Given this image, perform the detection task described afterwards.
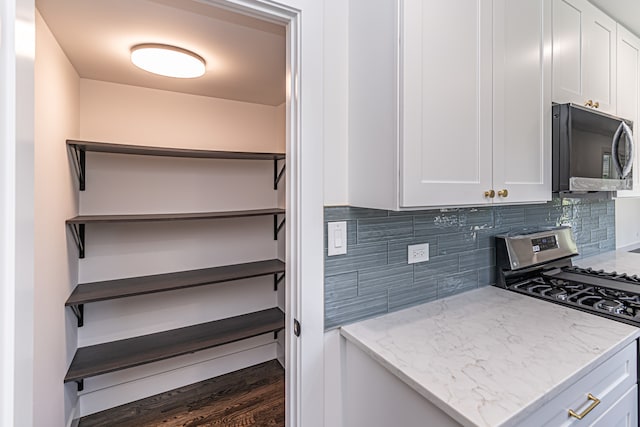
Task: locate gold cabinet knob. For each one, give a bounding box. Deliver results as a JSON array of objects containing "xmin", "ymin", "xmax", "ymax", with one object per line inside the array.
[
  {"xmin": 593, "ymin": 101, "xmax": 599, "ymax": 108},
  {"xmin": 498, "ymin": 189, "xmax": 509, "ymax": 197},
  {"xmin": 484, "ymin": 190, "xmax": 495, "ymax": 198},
  {"xmin": 585, "ymin": 99, "xmax": 594, "ymax": 107}
]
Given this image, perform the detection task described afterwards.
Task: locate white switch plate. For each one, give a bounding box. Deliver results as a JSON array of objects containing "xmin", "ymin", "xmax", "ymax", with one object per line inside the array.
[
  {"xmin": 328, "ymin": 221, "xmax": 347, "ymax": 256},
  {"xmin": 408, "ymin": 243, "xmax": 429, "ymax": 264}
]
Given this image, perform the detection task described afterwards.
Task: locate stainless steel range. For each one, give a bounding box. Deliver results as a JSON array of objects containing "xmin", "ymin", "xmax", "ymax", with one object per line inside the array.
[{"xmin": 496, "ymin": 227, "xmax": 640, "ymax": 327}]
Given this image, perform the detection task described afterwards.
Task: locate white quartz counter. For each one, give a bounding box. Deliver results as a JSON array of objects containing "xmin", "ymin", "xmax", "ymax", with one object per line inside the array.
[
  {"xmin": 576, "ymin": 244, "xmax": 640, "ymax": 276},
  {"xmin": 340, "ymin": 286, "xmax": 640, "ymax": 427}
]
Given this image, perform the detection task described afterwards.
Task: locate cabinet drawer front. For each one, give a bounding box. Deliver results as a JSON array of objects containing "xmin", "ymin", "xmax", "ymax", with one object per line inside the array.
[
  {"xmin": 591, "ymin": 384, "xmax": 638, "ymax": 427},
  {"xmin": 528, "ymin": 340, "xmax": 636, "ymax": 426}
]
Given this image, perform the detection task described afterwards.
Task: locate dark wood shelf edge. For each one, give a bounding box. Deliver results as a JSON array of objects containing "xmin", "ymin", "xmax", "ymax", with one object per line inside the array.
[
  {"xmin": 66, "ymin": 208, "xmax": 285, "ymax": 224},
  {"xmin": 64, "ymin": 307, "xmax": 285, "ymax": 384},
  {"xmin": 67, "ymin": 140, "xmax": 285, "ymax": 160},
  {"xmin": 66, "ymin": 259, "xmax": 285, "ymax": 306}
]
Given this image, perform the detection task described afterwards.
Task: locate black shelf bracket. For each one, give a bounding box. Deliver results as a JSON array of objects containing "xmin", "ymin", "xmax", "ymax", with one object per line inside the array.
[
  {"xmin": 68, "ymin": 223, "xmax": 86, "ymax": 259},
  {"xmin": 75, "ymin": 379, "xmax": 84, "ymax": 392},
  {"xmin": 273, "ymin": 327, "xmax": 285, "ymax": 340},
  {"xmin": 273, "ymin": 272, "xmax": 285, "ymax": 291},
  {"xmin": 274, "ymin": 159, "xmax": 285, "ymax": 190},
  {"xmin": 70, "ymin": 304, "xmax": 84, "ymax": 327},
  {"xmin": 69, "ymin": 145, "xmax": 86, "ymax": 191},
  {"xmin": 273, "ymin": 214, "xmax": 285, "ymax": 240}
]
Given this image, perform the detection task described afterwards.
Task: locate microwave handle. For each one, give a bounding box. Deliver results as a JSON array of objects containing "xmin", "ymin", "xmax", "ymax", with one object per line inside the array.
[{"xmin": 612, "ymin": 121, "xmax": 634, "ymax": 179}]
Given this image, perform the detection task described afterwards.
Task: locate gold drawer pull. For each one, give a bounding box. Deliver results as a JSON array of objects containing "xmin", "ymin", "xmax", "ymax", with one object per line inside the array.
[
  {"xmin": 568, "ymin": 393, "xmax": 601, "ymax": 420},
  {"xmin": 593, "ymin": 101, "xmax": 600, "ymax": 108},
  {"xmin": 497, "ymin": 189, "xmax": 508, "ymax": 197},
  {"xmin": 585, "ymin": 99, "xmax": 594, "ymax": 107},
  {"xmin": 484, "ymin": 190, "xmax": 495, "ymax": 198}
]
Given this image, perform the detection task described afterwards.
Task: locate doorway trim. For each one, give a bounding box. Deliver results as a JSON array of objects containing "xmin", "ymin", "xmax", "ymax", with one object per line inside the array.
[{"xmin": 199, "ymin": 1, "xmax": 325, "ymax": 426}]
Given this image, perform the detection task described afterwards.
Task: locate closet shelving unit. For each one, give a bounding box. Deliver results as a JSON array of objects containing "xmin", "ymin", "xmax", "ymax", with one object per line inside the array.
[{"xmin": 64, "ymin": 140, "xmax": 286, "ymax": 392}]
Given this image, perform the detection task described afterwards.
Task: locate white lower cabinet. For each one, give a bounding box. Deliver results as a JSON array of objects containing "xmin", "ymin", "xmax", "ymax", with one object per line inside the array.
[
  {"xmin": 344, "ymin": 339, "xmax": 638, "ymax": 427},
  {"xmin": 348, "ymin": 0, "xmax": 551, "ymax": 210},
  {"xmin": 591, "ymin": 385, "xmax": 638, "ymax": 427},
  {"xmin": 531, "ymin": 340, "xmax": 637, "ymax": 426}
]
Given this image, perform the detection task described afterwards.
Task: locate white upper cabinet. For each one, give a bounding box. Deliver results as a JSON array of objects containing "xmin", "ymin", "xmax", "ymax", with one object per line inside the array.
[
  {"xmin": 553, "ymin": 0, "xmax": 617, "ymax": 114},
  {"xmin": 401, "ymin": 0, "xmax": 493, "ymax": 207},
  {"xmin": 348, "ymin": 0, "xmax": 551, "ymax": 209},
  {"xmin": 493, "ymin": 0, "xmax": 552, "ymax": 204},
  {"xmin": 615, "ymin": 24, "xmax": 640, "ymax": 197}
]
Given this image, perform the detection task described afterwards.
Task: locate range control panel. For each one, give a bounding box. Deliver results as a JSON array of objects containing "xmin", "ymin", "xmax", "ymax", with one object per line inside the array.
[{"xmin": 531, "ymin": 235, "xmax": 558, "ymax": 253}]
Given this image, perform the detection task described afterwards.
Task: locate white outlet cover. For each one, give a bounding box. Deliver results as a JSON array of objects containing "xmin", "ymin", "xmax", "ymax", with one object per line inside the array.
[{"xmin": 408, "ymin": 243, "xmax": 429, "ymax": 264}]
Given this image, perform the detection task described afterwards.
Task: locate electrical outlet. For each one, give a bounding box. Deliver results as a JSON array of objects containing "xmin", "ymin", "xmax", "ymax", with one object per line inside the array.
[{"xmin": 408, "ymin": 243, "xmax": 429, "ymax": 264}]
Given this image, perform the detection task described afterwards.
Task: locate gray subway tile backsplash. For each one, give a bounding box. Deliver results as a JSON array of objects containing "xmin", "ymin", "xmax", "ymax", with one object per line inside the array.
[
  {"xmin": 357, "ymin": 216, "xmax": 413, "ymax": 243},
  {"xmin": 388, "ymin": 279, "xmax": 437, "ymax": 312},
  {"xmin": 324, "ymin": 198, "xmax": 616, "ymax": 330},
  {"xmin": 324, "ymin": 241, "xmax": 387, "ymax": 276},
  {"xmin": 437, "ymin": 271, "xmax": 479, "ymax": 299}
]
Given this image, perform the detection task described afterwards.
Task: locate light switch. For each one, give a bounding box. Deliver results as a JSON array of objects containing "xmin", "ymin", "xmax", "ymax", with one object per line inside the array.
[{"xmin": 328, "ymin": 221, "xmax": 347, "ymax": 256}]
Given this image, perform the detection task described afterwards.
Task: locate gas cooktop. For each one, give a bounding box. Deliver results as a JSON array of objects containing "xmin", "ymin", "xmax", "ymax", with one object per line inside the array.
[
  {"xmin": 507, "ymin": 266, "xmax": 640, "ymax": 326},
  {"xmin": 495, "ymin": 227, "xmax": 640, "ymax": 327}
]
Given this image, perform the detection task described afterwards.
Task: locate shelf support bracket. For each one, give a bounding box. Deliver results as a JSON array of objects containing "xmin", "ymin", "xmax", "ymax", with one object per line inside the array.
[
  {"xmin": 68, "ymin": 223, "xmax": 86, "ymax": 259},
  {"xmin": 273, "ymin": 159, "xmax": 285, "ymax": 190},
  {"xmin": 75, "ymin": 379, "xmax": 84, "ymax": 392},
  {"xmin": 70, "ymin": 304, "xmax": 84, "ymax": 327},
  {"xmin": 273, "ymin": 272, "xmax": 285, "ymax": 291},
  {"xmin": 273, "ymin": 214, "xmax": 285, "ymax": 240},
  {"xmin": 69, "ymin": 145, "xmax": 86, "ymax": 191},
  {"xmin": 274, "ymin": 327, "xmax": 285, "ymax": 340}
]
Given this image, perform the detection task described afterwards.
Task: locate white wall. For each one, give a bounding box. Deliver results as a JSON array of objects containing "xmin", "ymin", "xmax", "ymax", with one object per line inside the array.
[
  {"xmin": 34, "ymin": 11, "xmax": 80, "ymax": 425},
  {"xmin": 321, "ymin": 0, "xmax": 350, "ymax": 425},
  {"xmin": 322, "ymin": 0, "xmax": 349, "ymax": 206},
  {"xmin": 615, "ymin": 198, "xmax": 640, "ymax": 248},
  {"xmin": 75, "ymin": 77, "xmax": 284, "ymax": 416},
  {"xmin": 79, "ymin": 79, "xmax": 285, "ymax": 153}
]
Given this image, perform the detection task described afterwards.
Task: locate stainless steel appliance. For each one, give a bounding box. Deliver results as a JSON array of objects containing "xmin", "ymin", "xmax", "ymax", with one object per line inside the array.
[
  {"xmin": 496, "ymin": 227, "xmax": 640, "ymax": 326},
  {"xmin": 553, "ymin": 103, "xmax": 635, "ymax": 195}
]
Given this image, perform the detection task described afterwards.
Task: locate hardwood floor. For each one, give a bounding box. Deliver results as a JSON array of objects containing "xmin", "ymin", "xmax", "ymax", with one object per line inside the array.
[{"xmin": 78, "ymin": 360, "xmax": 285, "ymax": 427}]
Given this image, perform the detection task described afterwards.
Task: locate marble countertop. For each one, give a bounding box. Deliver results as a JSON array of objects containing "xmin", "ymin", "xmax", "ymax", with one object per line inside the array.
[
  {"xmin": 340, "ymin": 286, "xmax": 640, "ymax": 427},
  {"xmin": 575, "ymin": 244, "xmax": 640, "ymax": 276}
]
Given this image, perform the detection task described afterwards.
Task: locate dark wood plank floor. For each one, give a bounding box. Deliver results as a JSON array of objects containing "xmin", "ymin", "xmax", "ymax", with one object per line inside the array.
[{"xmin": 78, "ymin": 360, "xmax": 284, "ymax": 427}]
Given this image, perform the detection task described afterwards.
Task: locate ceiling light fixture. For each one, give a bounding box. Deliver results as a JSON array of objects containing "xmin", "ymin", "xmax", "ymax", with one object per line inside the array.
[{"xmin": 130, "ymin": 44, "xmax": 206, "ymax": 78}]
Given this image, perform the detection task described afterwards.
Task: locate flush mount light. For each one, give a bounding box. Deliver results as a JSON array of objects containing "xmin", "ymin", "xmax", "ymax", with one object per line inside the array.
[{"xmin": 130, "ymin": 44, "xmax": 206, "ymax": 78}]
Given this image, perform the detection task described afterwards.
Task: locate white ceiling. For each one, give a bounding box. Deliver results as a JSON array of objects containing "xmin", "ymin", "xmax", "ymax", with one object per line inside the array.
[
  {"xmin": 590, "ymin": 0, "xmax": 640, "ymax": 38},
  {"xmin": 36, "ymin": 0, "xmax": 639, "ymax": 108},
  {"xmin": 36, "ymin": 0, "xmax": 286, "ymax": 106}
]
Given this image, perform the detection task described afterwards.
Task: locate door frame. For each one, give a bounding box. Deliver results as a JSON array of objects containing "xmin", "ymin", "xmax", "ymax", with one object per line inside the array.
[
  {"xmin": 1, "ymin": 0, "xmax": 36, "ymax": 425},
  {"xmin": 199, "ymin": 2, "xmax": 326, "ymax": 424}
]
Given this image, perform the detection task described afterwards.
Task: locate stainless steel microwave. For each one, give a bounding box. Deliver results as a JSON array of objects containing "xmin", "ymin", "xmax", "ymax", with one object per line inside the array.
[{"xmin": 552, "ymin": 103, "xmax": 635, "ymax": 194}]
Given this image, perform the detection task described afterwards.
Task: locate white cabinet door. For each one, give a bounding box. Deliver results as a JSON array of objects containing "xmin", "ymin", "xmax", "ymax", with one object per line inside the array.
[
  {"xmin": 552, "ymin": 0, "xmax": 617, "ymax": 114},
  {"xmin": 493, "ymin": 0, "xmax": 551, "ymax": 204},
  {"xmin": 615, "ymin": 24, "xmax": 640, "ymax": 198},
  {"xmin": 401, "ymin": 0, "xmax": 493, "ymax": 207},
  {"xmin": 591, "ymin": 385, "xmax": 638, "ymax": 427},
  {"xmin": 583, "ymin": 4, "xmax": 617, "ymax": 114},
  {"xmin": 553, "ymin": 0, "xmax": 585, "ymax": 104}
]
